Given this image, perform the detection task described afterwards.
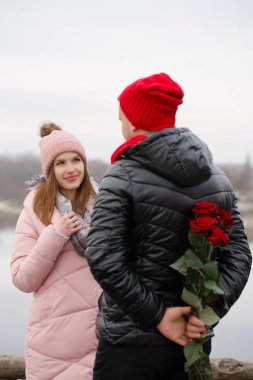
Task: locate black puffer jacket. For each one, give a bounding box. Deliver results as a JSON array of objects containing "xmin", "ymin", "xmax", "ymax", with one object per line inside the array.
[{"xmin": 86, "ymin": 128, "xmax": 251, "ymax": 347}]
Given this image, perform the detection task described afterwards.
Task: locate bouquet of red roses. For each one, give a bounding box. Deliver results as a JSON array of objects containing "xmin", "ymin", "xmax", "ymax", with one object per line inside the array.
[{"xmin": 170, "ymin": 201, "xmax": 233, "ymax": 380}]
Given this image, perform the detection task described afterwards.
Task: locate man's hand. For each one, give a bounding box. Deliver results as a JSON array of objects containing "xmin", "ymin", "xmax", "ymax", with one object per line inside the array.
[
  {"xmin": 186, "ymin": 314, "xmax": 206, "ymax": 340},
  {"xmin": 156, "ymin": 306, "xmax": 191, "ymax": 346}
]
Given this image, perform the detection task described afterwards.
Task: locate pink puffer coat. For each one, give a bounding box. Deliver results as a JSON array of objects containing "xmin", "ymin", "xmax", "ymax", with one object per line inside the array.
[{"xmin": 11, "ymin": 190, "xmax": 101, "ymax": 380}]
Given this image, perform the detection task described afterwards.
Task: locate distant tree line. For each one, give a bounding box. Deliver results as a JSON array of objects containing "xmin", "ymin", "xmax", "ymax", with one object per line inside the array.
[
  {"xmin": 0, "ymin": 154, "xmax": 109, "ymax": 204},
  {"xmin": 0, "ymin": 154, "xmax": 252, "ymax": 205},
  {"xmin": 0, "ymin": 154, "xmax": 253, "ymax": 231}
]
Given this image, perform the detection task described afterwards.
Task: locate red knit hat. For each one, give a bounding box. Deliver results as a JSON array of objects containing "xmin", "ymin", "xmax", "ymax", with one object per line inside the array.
[{"xmin": 119, "ymin": 73, "xmax": 184, "ymax": 132}]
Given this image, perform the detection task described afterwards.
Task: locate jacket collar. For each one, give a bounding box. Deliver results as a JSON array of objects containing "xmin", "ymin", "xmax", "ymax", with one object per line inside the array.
[{"xmin": 111, "ymin": 135, "xmax": 148, "ymax": 163}]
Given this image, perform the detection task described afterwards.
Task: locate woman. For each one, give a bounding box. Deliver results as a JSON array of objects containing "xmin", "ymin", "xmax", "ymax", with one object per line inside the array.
[{"xmin": 11, "ymin": 123, "xmax": 101, "ymax": 380}]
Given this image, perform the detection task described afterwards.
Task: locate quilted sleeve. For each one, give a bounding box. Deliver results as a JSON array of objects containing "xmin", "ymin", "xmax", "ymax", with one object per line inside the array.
[
  {"xmin": 210, "ymin": 195, "xmax": 252, "ymax": 318},
  {"xmin": 11, "ymin": 207, "xmax": 70, "ymax": 293},
  {"xmin": 86, "ymin": 163, "xmax": 165, "ymax": 327}
]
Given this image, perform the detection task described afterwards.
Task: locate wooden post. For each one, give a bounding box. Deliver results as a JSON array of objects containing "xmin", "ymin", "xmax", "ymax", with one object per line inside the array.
[
  {"xmin": 0, "ymin": 355, "xmax": 25, "ymax": 379},
  {"xmin": 1, "ymin": 355, "xmax": 253, "ymax": 379},
  {"xmin": 212, "ymin": 358, "xmax": 253, "ymax": 379}
]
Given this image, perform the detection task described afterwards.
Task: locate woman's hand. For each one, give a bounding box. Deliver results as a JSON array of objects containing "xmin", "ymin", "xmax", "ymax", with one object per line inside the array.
[{"xmin": 59, "ymin": 212, "xmax": 82, "ymax": 235}]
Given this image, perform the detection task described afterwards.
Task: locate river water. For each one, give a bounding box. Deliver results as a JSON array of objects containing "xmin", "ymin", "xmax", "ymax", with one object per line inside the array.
[{"xmin": 0, "ymin": 228, "xmax": 252, "ymax": 361}]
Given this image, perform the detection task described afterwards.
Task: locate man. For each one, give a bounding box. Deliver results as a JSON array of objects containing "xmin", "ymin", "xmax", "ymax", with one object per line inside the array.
[{"xmin": 86, "ymin": 73, "xmax": 251, "ymax": 380}]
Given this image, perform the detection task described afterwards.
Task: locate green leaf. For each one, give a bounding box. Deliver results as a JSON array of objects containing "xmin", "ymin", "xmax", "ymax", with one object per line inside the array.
[
  {"xmin": 188, "ymin": 231, "xmax": 210, "ymax": 262},
  {"xmin": 204, "ymin": 280, "xmax": 224, "ymax": 295},
  {"xmin": 188, "ymin": 230, "xmax": 204, "ymax": 248},
  {"xmin": 204, "ymin": 292, "xmax": 222, "ymax": 305},
  {"xmin": 184, "ymin": 249, "xmax": 204, "ymax": 270},
  {"xmin": 184, "ymin": 267, "xmax": 205, "ymax": 295},
  {"xmin": 170, "ymin": 255, "xmax": 187, "ymax": 276},
  {"xmin": 184, "ymin": 340, "xmax": 203, "ymax": 366},
  {"xmin": 223, "ymin": 296, "xmax": 229, "ymax": 312},
  {"xmin": 202, "ymin": 261, "xmax": 219, "ymax": 281},
  {"xmin": 198, "ymin": 308, "xmax": 220, "ymax": 326},
  {"xmin": 182, "ymin": 288, "xmax": 203, "ymax": 311},
  {"xmin": 187, "ymin": 354, "xmax": 213, "ymax": 380}
]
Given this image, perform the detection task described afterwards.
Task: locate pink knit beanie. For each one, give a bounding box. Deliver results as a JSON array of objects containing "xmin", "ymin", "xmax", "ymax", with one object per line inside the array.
[
  {"xmin": 119, "ymin": 73, "xmax": 184, "ymax": 132},
  {"xmin": 39, "ymin": 123, "xmax": 87, "ymax": 178}
]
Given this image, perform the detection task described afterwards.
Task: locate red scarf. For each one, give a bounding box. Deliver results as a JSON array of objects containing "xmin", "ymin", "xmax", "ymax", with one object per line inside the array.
[{"xmin": 111, "ymin": 135, "xmax": 148, "ymax": 164}]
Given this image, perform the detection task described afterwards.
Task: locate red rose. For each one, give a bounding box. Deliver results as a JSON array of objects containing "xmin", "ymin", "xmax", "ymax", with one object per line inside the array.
[
  {"xmin": 192, "ymin": 202, "xmax": 219, "ymax": 216},
  {"xmin": 218, "ymin": 209, "xmax": 233, "ymax": 229},
  {"xmin": 190, "ymin": 216, "xmax": 219, "ymax": 235},
  {"xmin": 208, "ymin": 227, "xmax": 230, "ymax": 247}
]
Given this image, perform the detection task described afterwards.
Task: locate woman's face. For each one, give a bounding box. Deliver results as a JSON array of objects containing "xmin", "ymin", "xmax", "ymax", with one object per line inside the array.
[{"xmin": 53, "ymin": 152, "xmax": 85, "ymax": 200}]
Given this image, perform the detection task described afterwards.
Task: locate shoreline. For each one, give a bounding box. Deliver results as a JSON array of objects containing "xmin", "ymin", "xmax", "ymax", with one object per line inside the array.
[{"xmin": 1, "ymin": 201, "xmax": 253, "ymax": 240}]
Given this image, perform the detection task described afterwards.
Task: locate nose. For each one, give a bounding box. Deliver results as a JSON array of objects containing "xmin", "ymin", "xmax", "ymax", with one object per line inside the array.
[{"xmin": 66, "ymin": 162, "xmax": 75, "ymax": 172}]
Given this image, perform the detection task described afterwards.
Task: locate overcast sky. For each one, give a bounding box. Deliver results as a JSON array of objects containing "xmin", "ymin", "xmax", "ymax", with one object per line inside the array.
[{"xmin": 0, "ymin": 0, "xmax": 252, "ymax": 164}]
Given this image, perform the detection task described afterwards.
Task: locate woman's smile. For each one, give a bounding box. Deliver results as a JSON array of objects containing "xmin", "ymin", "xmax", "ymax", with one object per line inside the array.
[{"xmin": 65, "ymin": 175, "xmax": 79, "ymax": 181}]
